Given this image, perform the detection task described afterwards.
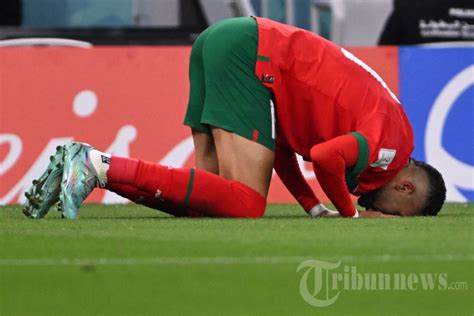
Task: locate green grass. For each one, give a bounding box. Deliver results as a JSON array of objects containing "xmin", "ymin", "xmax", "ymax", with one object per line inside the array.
[{"xmin": 0, "ymin": 203, "xmax": 473, "ymax": 315}]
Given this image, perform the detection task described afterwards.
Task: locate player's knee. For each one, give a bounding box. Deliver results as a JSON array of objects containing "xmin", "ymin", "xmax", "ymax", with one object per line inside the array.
[{"xmin": 230, "ymin": 181, "xmax": 267, "ymax": 218}]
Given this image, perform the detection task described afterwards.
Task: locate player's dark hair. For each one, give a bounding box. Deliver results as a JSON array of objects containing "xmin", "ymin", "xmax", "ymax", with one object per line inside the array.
[{"xmin": 411, "ymin": 158, "xmax": 446, "ymax": 216}]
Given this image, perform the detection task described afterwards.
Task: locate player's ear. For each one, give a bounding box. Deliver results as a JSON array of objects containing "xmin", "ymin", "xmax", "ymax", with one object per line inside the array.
[{"xmin": 395, "ymin": 181, "xmax": 415, "ymax": 194}]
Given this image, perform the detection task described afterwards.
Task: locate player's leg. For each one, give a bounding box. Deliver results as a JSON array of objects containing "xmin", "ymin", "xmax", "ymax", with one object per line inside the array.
[
  {"xmin": 212, "ymin": 128, "xmax": 273, "ymax": 197},
  {"xmin": 192, "ymin": 129, "xmax": 218, "ymax": 174},
  {"xmin": 183, "ymin": 20, "xmax": 219, "ymax": 174},
  {"xmin": 31, "ymin": 18, "xmax": 272, "ymax": 219},
  {"xmin": 107, "ymin": 17, "xmax": 271, "ymax": 216},
  {"xmin": 103, "ymin": 23, "xmax": 219, "ymax": 217},
  {"xmin": 199, "ymin": 17, "xmax": 275, "ymax": 197},
  {"xmin": 58, "ymin": 142, "xmax": 266, "ymax": 219},
  {"xmin": 105, "ymin": 17, "xmax": 274, "ymax": 218},
  {"xmin": 105, "ymin": 182, "xmax": 204, "ymax": 217},
  {"xmin": 56, "ymin": 24, "xmax": 217, "ymax": 219}
]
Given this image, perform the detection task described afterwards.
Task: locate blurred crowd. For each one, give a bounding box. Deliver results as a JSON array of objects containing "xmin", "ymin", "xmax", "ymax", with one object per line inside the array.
[{"xmin": 1, "ymin": 0, "xmax": 473, "ymax": 45}]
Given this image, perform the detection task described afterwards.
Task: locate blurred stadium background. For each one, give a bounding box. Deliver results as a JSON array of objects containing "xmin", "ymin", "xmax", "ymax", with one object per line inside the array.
[{"xmin": 0, "ymin": 0, "xmax": 394, "ymax": 45}]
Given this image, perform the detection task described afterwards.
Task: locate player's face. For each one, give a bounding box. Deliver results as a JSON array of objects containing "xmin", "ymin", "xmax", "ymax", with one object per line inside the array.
[
  {"xmin": 358, "ymin": 160, "xmax": 426, "ymax": 216},
  {"xmin": 360, "ymin": 188, "xmax": 419, "ymax": 216},
  {"xmin": 359, "ymin": 190, "xmax": 400, "ymax": 215}
]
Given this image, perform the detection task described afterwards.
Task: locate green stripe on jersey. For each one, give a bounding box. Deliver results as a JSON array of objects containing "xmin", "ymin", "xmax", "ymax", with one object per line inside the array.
[
  {"xmin": 345, "ymin": 132, "xmax": 369, "ymax": 192},
  {"xmin": 257, "ymin": 55, "xmax": 270, "ymax": 62},
  {"xmin": 183, "ymin": 168, "xmax": 195, "ymax": 208}
]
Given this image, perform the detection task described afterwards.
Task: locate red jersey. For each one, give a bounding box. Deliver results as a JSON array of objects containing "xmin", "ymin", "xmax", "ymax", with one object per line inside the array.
[{"xmin": 254, "ymin": 17, "xmax": 414, "ymax": 197}]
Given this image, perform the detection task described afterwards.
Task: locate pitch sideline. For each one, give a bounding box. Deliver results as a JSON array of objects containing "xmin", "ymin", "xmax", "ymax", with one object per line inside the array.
[{"xmin": 0, "ymin": 254, "xmax": 473, "ymax": 266}]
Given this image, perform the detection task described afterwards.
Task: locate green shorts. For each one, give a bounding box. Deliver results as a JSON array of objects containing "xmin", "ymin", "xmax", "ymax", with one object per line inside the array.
[{"xmin": 183, "ymin": 17, "xmax": 275, "ymax": 151}]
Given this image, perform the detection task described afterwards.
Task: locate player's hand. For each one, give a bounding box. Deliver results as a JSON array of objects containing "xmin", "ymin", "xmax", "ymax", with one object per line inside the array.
[
  {"xmin": 308, "ymin": 203, "xmax": 340, "ymax": 218},
  {"xmin": 359, "ymin": 210, "xmax": 399, "ymax": 218},
  {"xmin": 318, "ymin": 209, "xmax": 341, "ymax": 218}
]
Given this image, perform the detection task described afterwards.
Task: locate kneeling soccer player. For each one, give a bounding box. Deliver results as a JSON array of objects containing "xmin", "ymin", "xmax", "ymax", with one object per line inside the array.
[{"xmin": 23, "ymin": 17, "xmax": 446, "ymax": 219}]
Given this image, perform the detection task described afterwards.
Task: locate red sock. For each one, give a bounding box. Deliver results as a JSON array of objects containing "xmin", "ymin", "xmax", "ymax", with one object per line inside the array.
[
  {"xmin": 106, "ymin": 157, "xmax": 266, "ymax": 218},
  {"xmin": 105, "ymin": 183, "xmax": 205, "ymax": 217}
]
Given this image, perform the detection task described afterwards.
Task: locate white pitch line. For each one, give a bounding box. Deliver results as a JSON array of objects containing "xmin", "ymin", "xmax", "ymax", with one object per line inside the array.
[{"xmin": 0, "ymin": 254, "xmax": 473, "ymax": 267}]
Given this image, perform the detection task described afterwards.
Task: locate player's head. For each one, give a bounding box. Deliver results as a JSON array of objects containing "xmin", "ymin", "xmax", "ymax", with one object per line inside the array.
[{"xmin": 358, "ymin": 158, "xmax": 446, "ymax": 216}]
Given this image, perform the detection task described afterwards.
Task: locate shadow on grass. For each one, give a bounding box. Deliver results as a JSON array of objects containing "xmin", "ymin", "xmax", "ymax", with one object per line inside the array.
[
  {"xmin": 263, "ymin": 215, "xmax": 308, "ymax": 219},
  {"xmin": 75, "ymin": 214, "xmax": 308, "ymax": 220}
]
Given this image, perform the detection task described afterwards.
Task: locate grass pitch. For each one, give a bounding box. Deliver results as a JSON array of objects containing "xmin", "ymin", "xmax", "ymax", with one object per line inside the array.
[{"xmin": 0, "ymin": 203, "xmax": 473, "ymax": 315}]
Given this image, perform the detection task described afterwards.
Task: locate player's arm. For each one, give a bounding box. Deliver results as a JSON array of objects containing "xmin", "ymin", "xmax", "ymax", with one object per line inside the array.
[
  {"xmin": 274, "ymin": 140, "xmax": 322, "ymax": 214},
  {"xmin": 310, "ymin": 134, "xmax": 361, "ymax": 217}
]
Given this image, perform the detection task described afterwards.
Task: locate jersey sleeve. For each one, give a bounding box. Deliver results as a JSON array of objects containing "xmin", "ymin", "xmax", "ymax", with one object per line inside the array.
[
  {"xmin": 274, "ymin": 140, "xmax": 320, "ymax": 212},
  {"xmin": 310, "ymin": 134, "xmax": 363, "ymax": 217},
  {"xmin": 345, "ymin": 132, "xmax": 370, "ymax": 192},
  {"xmin": 353, "ymin": 111, "xmax": 414, "ymax": 194}
]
